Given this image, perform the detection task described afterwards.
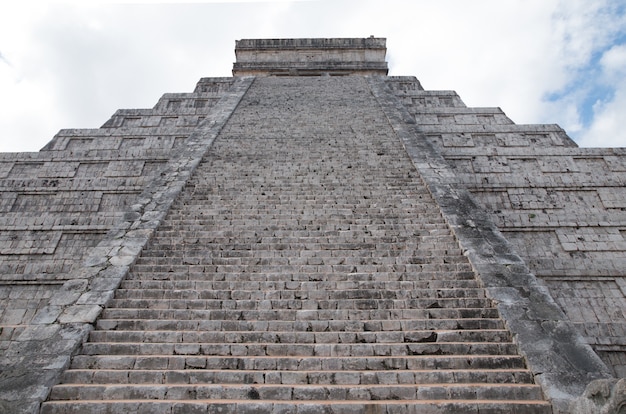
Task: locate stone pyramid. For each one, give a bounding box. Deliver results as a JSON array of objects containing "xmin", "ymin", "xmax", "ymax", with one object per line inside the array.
[{"xmin": 0, "ymin": 38, "xmax": 624, "ymax": 414}]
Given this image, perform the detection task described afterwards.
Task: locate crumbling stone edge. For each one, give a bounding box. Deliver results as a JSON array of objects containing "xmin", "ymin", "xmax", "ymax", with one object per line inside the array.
[
  {"xmin": 0, "ymin": 76, "xmax": 255, "ymax": 414},
  {"xmin": 367, "ymin": 76, "xmax": 618, "ymax": 414}
]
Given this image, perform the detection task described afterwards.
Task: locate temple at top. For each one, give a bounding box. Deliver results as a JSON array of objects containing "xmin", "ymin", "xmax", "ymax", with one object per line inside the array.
[{"xmin": 232, "ymin": 37, "xmax": 389, "ymax": 76}]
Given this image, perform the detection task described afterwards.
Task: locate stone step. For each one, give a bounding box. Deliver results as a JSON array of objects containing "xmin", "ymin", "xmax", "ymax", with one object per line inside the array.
[
  {"xmin": 154, "ymin": 220, "xmax": 451, "ymax": 230},
  {"xmin": 147, "ymin": 226, "xmax": 452, "ymax": 235},
  {"xmin": 133, "ymin": 251, "xmax": 465, "ymax": 264},
  {"xmin": 151, "ymin": 222, "xmax": 452, "ymax": 232},
  {"xmin": 47, "ymin": 383, "xmax": 545, "ymax": 402},
  {"xmin": 41, "ymin": 399, "xmax": 553, "ymax": 414},
  {"xmin": 152, "ymin": 218, "xmax": 448, "ymax": 228},
  {"xmin": 152, "ymin": 225, "xmax": 448, "ymax": 234},
  {"xmin": 165, "ymin": 225, "xmax": 449, "ymax": 233},
  {"xmin": 151, "ymin": 222, "xmax": 439, "ymax": 231},
  {"xmin": 87, "ymin": 329, "xmax": 511, "ymax": 344},
  {"xmin": 137, "ymin": 246, "xmax": 461, "ymax": 257},
  {"xmin": 79, "ymin": 342, "xmax": 520, "ymax": 357},
  {"xmin": 124, "ymin": 270, "xmax": 477, "ymax": 282},
  {"xmin": 177, "ymin": 181, "xmax": 430, "ymax": 188},
  {"xmin": 118, "ymin": 279, "xmax": 482, "ymax": 291},
  {"xmin": 178, "ymin": 184, "xmax": 427, "ymax": 190},
  {"xmin": 131, "ymin": 256, "xmax": 468, "ymax": 267},
  {"xmin": 42, "ymin": 76, "xmax": 549, "ymax": 412},
  {"xmin": 96, "ymin": 318, "xmax": 505, "ymax": 332},
  {"xmin": 106, "ymin": 297, "xmax": 493, "ymax": 310},
  {"xmin": 144, "ymin": 244, "xmax": 457, "ymax": 254},
  {"xmin": 163, "ymin": 206, "xmax": 443, "ymax": 215},
  {"xmin": 127, "ymin": 264, "xmax": 474, "ymax": 275},
  {"xmin": 143, "ymin": 236, "xmax": 455, "ymax": 244},
  {"xmin": 161, "ymin": 207, "xmax": 443, "ymax": 217},
  {"xmin": 112, "ymin": 287, "xmax": 487, "ymax": 300},
  {"xmin": 137, "ymin": 249, "xmax": 463, "ymax": 261},
  {"xmin": 146, "ymin": 238, "xmax": 455, "ymax": 246},
  {"xmin": 59, "ymin": 368, "xmax": 535, "ymax": 386},
  {"xmin": 100, "ymin": 307, "xmax": 501, "ymax": 321},
  {"xmin": 70, "ymin": 354, "xmax": 530, "ymax": 371},
  {"xmin": 162, "ymin": 200, "xmax": 441, "ymax": 208}
]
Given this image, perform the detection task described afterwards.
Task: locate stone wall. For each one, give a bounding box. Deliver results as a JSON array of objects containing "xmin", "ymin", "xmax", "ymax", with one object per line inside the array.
[
  {"xmin": 0, "ymin": 77, "xmax": 238, "ymax": 405},
  {"xmin": 387, "ymin": 76, "xmax": 626, "ymax": 377},
  {"xmin": 0, "ymin": 38, "xmax": 623, "ymax": 413},
  {"xmin": 233, "ymin": 37, "xmax": 389, "ymax": 76}
]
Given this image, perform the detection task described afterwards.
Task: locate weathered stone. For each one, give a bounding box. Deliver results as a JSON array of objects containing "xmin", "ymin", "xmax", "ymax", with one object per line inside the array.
[
  {"xmin": 1, "ymin": 37, "xmax": 624, "ymax": 414},
  {"xmin": 233, "ymin": 38, "xmax": 388, "ymax": 76},
  {"xmin": 16, "ymin": 325, "xmax": 60, "ymax": 342},
  {"xmin": 31, "ymin": 306, "xmax": 63, "ymax": 325},
  {"xmin": 76, "ymin": 290, "xmax": 115, "ymax": 306},
  {"xmin": 570, "ymin": 378, "xmax": 626, "ymax": 414},
  {"xmin": 48, "ymin": 279, "xmax": 88, "ymax": 306},
  {"xmin": 57, "ymin": 305, "xmax": 102, "ymax": 324},
  {"xmin": 108, "ymin": 255, "xmax": 135, "ymax": 267}
]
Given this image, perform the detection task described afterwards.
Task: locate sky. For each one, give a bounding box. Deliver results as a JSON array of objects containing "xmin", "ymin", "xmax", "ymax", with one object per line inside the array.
[{"xmin": 0, "ymin": 0, "xmax": 625, "ymax": 152}]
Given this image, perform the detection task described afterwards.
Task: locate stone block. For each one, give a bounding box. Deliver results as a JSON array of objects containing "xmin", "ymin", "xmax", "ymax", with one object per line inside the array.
[{"xmin": 57, "ymin": 305, "xmax": 101, "ymax": 323}]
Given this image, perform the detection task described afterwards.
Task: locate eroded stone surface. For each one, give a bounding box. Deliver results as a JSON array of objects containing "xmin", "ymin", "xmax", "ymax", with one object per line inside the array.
[
  {"xmin": 0, "ymin": 76, "xmax": 253, "ymax": 412},
  {"xmin": 42, "ymin": 75, "xmax": 551, "ymax": 414},
  {"xmin": 570, "ymin": 378, "xmax": 626, "ymax": 414},
  {"xmin": 0, "ymin": 38, "xmax": 624, "ymax": 413}
]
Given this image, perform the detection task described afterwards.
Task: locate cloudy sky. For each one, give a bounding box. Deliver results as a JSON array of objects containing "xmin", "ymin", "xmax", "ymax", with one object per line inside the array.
[{"xmin": 0, "ymin": 0, "xmax": 625, "ymax": 152}]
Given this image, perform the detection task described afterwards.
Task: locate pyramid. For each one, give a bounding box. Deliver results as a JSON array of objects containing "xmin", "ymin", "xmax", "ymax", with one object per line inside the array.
[{"xmin": 0, "ymin": 38, "xmax": 623, "ymax": 414}]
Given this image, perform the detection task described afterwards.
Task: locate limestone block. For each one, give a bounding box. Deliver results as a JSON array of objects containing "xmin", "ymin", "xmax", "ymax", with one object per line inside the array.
[
  {"xmin": 76, "ymin": 162, "xmax": 109, "ymax": 177},
  {"xmin": 576, "ymin": 157, "xmax": 609, "ymax": 173},
  {"xmin": 105, "ymin": 161, "xmax": 145, "ymax": 177},
  {"xmin": 455, "ymin": 114, "xmax": 479, "ymax": 124},
  {"xmin": 472, "ymin": 155, "xmax": 511, "ymax": 173},
  {"xmin": 48, "ymin": 279, "xmax": 88, "ymax": 306},
  {"xmin": 556, "ymin": 228, "xmax": 626, "ymax": 252},
  {"xmin": 441, "ymin": 133, "xmax": 475, "ymax": 147},
  {"xmin": 598, "ymin": 187, "xmax": 626, "ymax": 209},
  {"xmin": 497, "ymin": 133, "xmax": 530, "ymax": 147},
  {"xmin": 604, "ymin": 156, "xmax": 626, "ymax": 172},
  {"xmin": 507, "ymin": 188, "xmax": 562, "ymax": 210},
  {"xmin": 38, "ymin": 162, "xmax": 79, "ymax": 178},
  {"xmin": 0, "ymin": 162, "xmax": 13, "ymax": 178},
  {"xmin": 469, "ymin": 133, "xmax": 497, "ymax": 146},
  {"xmin": 8, "ymin": 162, "xmax": 43, "ymax": 178},
  {"xmin": 0, "ymin": 230, "xmax": 62, "ymax": 255},
  {"xmin": 57, "ymin": 304, "xmax": 101, "ymax": 323},
  {"xmin": 538, "ymin": 156, "xmax": 578, "ymax": 173}
]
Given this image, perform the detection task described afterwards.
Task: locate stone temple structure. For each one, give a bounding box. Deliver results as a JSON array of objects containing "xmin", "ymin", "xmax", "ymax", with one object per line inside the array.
[{"xmin": 0, "ymin": 38, "xmax": 625, "ymax": 413}]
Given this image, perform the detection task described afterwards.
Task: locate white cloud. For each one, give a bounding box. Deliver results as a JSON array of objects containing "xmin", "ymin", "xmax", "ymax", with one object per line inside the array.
[
  {"xmin": 578, "ymin": 43, "xmax": 626, "ymax": 147},
  {"xmin": 578, "ymin": 90, "xmax": 626, "ymax": 147},
  {"xmin": 538, "ymin": 0, "xmax": 626, "ymax": 146},
  {"xmin": 0, "ymin": 0, "xmax": 625, "ymax": 152},
  {"xmin": 599, "ymin": 44, "xmax": 626, "ymax": 81}
]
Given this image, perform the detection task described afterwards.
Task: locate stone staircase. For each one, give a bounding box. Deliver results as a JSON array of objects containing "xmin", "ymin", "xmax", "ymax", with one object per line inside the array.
[{"xmin": 41, "ymin": 76, "xmax": 552, "ymax": 413}]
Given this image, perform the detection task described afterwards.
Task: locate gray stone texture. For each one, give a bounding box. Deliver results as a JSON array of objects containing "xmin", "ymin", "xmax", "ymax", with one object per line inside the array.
[
  {"xmin": 0, "ymin": 38, "xmax": 623, "ymax": 413},
  {"xmin": 369, "ymin": 77, "xmax": 615, "ymax": 413},
  {"xmin": 40, "ymin": 74, "xmax": 550, "ymax": 413},
  {"xmin": 0, "ymin": 75, "xmax": 252, "ymax": 413},
  {"xmin": 233, "ymin": 37, "xmax": 389, "ymax": 76},
  {"xmin": 382, "ymin": 76, "xmax": 626, "ymax": 380}
]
